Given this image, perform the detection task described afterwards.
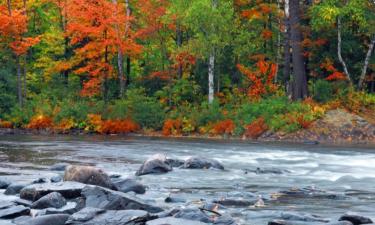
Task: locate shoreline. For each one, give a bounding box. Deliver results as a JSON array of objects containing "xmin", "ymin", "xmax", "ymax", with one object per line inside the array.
[{"xmin": 1, "ymin": 127, "xmax": 374, "ymax": 148}]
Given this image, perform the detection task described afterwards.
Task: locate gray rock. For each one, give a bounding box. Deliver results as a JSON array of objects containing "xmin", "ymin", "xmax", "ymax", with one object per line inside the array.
[
  {"xmin": 146, "ymin": 217, "xmax": 208, "ymax": 225},
  {"xmin": 50, "ymin": 163, "xmax": 70, "ymax": 171},
  {"xmin": 113, "ymin": 178, "xmax": 146, "ymax": 194},
  {"xmin": 16, "ymin": 214, "xmax": 69, "ymax": 225},
  {"xmin": 45, "ymin": 202, "xmax": 79, "ymax": 215},
  {"xmin": 13, "ymin": 199, "xmax": 32, "ymax": 207},
  {"xmin": 32, "ymin": 178, "xmax": 47, "ymax": 184},
  {"xmin": 12, "ymin": 215, "xmax": 32, "ymax": 224},
  {"xmin": 31, "ymin": 192, "xmax": 67, "ymax": 209},
  {"xmin": 20, "ymin": 181, "xmax": 86, "ymax": 201},
  {"xmin": 173, "ymin": 207, "xmax": 211, "ymax": 223},
  {"xmin": 166, "ymin": 158, "xmax": 185, "ymax": 167},
  {"xmin": 82, "ymin": 185, "xmax": 163, "ymax": 213},
  {"xmin": 339, "ymin": 213, "xmax": 373, "ymax": 225},
  {"xmin": 0, "ymin": 202, "xmax": 15, "ymax": 210},
  {"xmin": 165, "ymin": 195, "xmax": 186, "ymax": 203},
  {"xmin": 66, "ymin": 207, "xmax": 152, "ymax": 225},
  {"xmin": 280, "ymin": 212, "xmax": 329, "ymax": 223},
  {"xmin": 50, "ymin": 176, "xmax": 62, "ymax": 183},
  {"xmin": 0, "ymin": 178, "xmax": 11, "ymax": 189},
  {"xmin": 183, "ymin": 156, "xmax": 224, "ymax": 170},
  {"xmin": 64, "ymin": 165, "xmax": 115, "ymax": 189},
  {"xmin": 0, "ymin": 205, "xmax": 30, "ymax": 219},
  {"xmin": 136, "ymin": 154, "xmax": 173, "ymax": 176},
  {"xmin": 213, "ymin": 198, "xmax": 256, "ymax": 207},
  {"xmin": 5, "ymin": 184, "xmax": 27, "ymax": 195},
  {"xmin": 244, "ymin": 167, "xmax": 290, "ymax": 175}
]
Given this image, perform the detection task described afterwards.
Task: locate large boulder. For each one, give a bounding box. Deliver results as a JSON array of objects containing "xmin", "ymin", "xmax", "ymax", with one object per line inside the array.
[
  {"xmin": 82, "ymin": 185, "xmax": 163, "ymax": 213},
  {"xmin": 136, "ymin": 154, "xmax": 173, "ymax": 176},
  {"xmin": 15, "ymin": 214, "xmax": 70, "ymax": 225},
  {"xmin": 64, "ymin": 165, "xmax": 115, "ymax": 189},
  {"xmin": 183, "ymin": 156, "xmax": 224, "ymax": 170},
  {"xmin": 339, "ymin": 213, "xmax": 373, "ymax": 225},
  {"xmin": 65, "ymin": 207, "xmax": 153, "ymax": 225},
  {"xmin": 20, "ymin": 182, "xmax": 86, "ymax": 201},
  {"xmin": 113, "ymin": 178, "xmax": 146, "ymax": 194},
  {"xmin": 0, "ymin": 205, "xmax": 30, "ymax": 219},
  {"xmin": 31, "ymin": 192, "xmax": 67, "ymax": 209},
  {"xmin": 146, "ymin": 217, "xmax": 208, "ymax": 225}
]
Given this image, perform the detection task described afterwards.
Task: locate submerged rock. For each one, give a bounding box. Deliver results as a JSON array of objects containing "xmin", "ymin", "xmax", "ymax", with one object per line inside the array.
[
  {"xmin": 31, "ymin": 192, "xmax": 67, "ymax": 209},
  {"xmin": 244, "ymin": 167, "xmax": 290, "ymax": 175},
  {"xmin": 183, "ymin": 156, "xmax": 224, "ymax": 170},
  {"xmin": 166, "ymin": 158, "xmax": 185, "ymax": 167},
  {"xmin": 82, "ymin": 185, "xmax": 163, "ymax": 213},
  {"xmin": 146, "ymin": 217, "xmax": 208, "ymax": 225},
  {"xmin": 65, "ymin": 208, "xmax": 152, "ymax": 225},
  {"xmin": 339, "ymin": 213, "xmax": 373, "ymax": 225},
  {"xmin": 0, "ymin": 178, "xmax": 11, "ymax": 189},
  {"xmin": 0, "ymin": 205, "xmax": 30, "ymax": 219},
  {"xmin": 50, "ymin": 163, "xmax": 70, "ymax": 171},
  {"xmin": 50, "ymin": 176, "xmax": 62, "ymax": 183},
  {"xmin": 279, "ymin": 212, "xmax": 329, "ymax": 223},
  {"xmin": 20, "ymin": 181, "xmax": 86, "ymax": 201},
  {"xmin": 15, "ymin": 214, "xmax": 70, "ymax": 225},
  {"xmin": 113, "ymin": 178, "xmax": 146, "ymax": 194},
  {"xmin": 64, "ymin": 165, "xmax": 115, "ymax": 189},
  {"xmin": 136, "ymin": 154, "xmax": 173, "ymax": 176},
  {"xmin": 5, "ymin": 183, "xmax": 27, "ymax": 195},
  {"xmin": 213, "ymin": 198, "xmax": 257, "ymax": 207}
]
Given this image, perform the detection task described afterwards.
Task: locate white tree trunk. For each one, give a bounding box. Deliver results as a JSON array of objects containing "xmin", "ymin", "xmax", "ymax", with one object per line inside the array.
[
  {"xmin": 337, "ymin": 18, "xmax": 352, "ymax": 84},
  {"xmin": 208, "ymin": 53, "xmax": 215, "ymax": 104},
  {"xmin": 358, "ymin": 34, "xmax": 375, "ymax": 90}
]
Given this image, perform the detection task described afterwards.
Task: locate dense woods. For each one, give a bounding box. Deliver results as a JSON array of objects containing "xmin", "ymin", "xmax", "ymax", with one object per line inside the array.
[{"xmin": 0, "ymin": 0, "xmax": 374, "ymax": 137}]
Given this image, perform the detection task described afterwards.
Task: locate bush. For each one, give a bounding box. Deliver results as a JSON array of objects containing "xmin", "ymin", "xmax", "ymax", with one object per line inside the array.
[
  {"xmin": 196, "ymin": 100, "xmax": 223, "ymax": 127},
  {"xmin": 312, "ymin": 79, "xmax": 333, "ymax": 103},
  {"xmin": 54, "ymin": 100, "xmax": 90, "ymax": 123}
]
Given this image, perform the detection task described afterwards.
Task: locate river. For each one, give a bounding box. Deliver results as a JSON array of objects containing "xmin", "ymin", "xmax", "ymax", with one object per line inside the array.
[{"xmin": 0, "ymin": 135, "xmax": 374, "ymax": 224}]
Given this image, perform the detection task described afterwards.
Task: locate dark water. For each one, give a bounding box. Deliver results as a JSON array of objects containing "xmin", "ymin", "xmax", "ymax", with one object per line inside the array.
[{"xmin": 1, "ymin": 135, "xmax": 375, "ymax": 224}]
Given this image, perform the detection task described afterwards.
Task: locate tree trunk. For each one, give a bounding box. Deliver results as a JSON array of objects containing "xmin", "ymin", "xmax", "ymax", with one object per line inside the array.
[
  {"xmin": 358, "ymin": 34, "xmax": 375, "ymax": 90},
  {"xmin": 290, "ymin": 0, "xmax": 308, "ymax": 100},
  {"xmin": 208, "ymin": 53, "xmax": 215, "ymax": 104},
  {"xmin": 124, "ymin": 0, "xmax": 131, "ymax": 88},
  {"xmin": 176, "ymin": 23, "xmax": 183, "ymax": 78},
  {"xmin": 337, "ymin": 17, "xmax": 352, "ymax": 84},
  {"xmin": 23, "ymin": 57, "xmax": 27, "ymax": 101},
  {"xmin": 283, "ymin": 0, "xmax": 291, "ymax": 88},
  {"xmin": 16, "ymin": 57, "xmax": 23, "ymax": 107}
]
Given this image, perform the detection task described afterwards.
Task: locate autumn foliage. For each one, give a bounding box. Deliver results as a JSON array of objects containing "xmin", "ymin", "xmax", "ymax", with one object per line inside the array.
[
  {"xmin": 320, "ymin": 59, "xmax": 347, "ymax": 81},
  {"xmin": 245, "ymin": 117, "xmax": 268, "ymax": 139},
  {"xmin": 237, "ymin": 60, "xmax": 277, "ymax": 99},
  {"xmin": 211, "ymin": 119, "xmax": 235, "ymax": 135},
  {"xmin": 87, "ymin": 114, "xmax": 139, "ymax": 134},
  {"xmin": 26, "ymin": 115, "xmax": 54, "ymax": 129},
  {"xmin": 162, "ymin": 119, "xmax": 182, "ymax": 136}
]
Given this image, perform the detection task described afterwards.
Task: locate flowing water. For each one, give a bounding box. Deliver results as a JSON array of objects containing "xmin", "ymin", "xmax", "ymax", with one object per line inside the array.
[{"xmin": 1, "ymin": 135, "xmax": 375, "ymax": 224}]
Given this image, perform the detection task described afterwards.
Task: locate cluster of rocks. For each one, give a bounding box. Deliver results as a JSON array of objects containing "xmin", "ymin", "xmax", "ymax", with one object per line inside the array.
[{"xmin": 0, "ymin": 154, "xmax": 373, "ymax": 225}]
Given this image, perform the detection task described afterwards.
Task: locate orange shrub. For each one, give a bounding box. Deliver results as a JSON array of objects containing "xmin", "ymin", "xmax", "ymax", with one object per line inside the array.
[
  {"xmin": 296, "ymin": 115, "xmax": 313, "ymax": 129},
  {"xmin": 245, "ymin": 117, "xmax": 268, "ymax": 139},
  {"xmin": 0, "ymin": 120, "xmax": 13, "ymax": 128},
  {"xmin": 27, "ymin": 115, "xmax": 54, "ymax": 129},
  {"xmin": 211, "ymin": 119, "xmax": 235, "ymax": 135},
  {"xmin": 54, "ymin": 118, "xmax": 75, "ymax": 132},
  {"xmin": 100, "ymin": 119, "xmax": 140, "ymax": 134},
  {"xmin": 162, "ymin": 119, "xmax": 182, "ymax": 136}
]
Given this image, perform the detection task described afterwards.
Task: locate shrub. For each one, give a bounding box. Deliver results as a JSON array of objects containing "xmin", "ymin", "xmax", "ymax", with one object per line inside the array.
[
  {"xmin": 54, "ymin": 118, "xmax": 75, "ymax": 132},
  {"xmin": 27, "ymin": 115, "xmax": 54, "ymax": 129},
  {"xmin": 162, "ymin": 119, "xmax": 182, "ymax": 136},
  {"xmin": 196, "ymin": 100, "xmax": 223, "ymax": 127},
  {"xmin": 100, "ymin": 119, "xmax": 139, "ymax": 134},
  {"xmin": 54, "ymin": 100, "xmax": 90, "ymax": 123},
  {"xmin": 211, "ymin": 119, "xmax": 235, "ymax": 135},
  {"xmin": 0, "ymin": 119, "xmax": 13, "ymax": 128},
  {"xmin": 312, "ymin": 79, "xmax": 333, "ymax": 103},
  {"xmin": 245, "ymin": 117, "xmax": 268, "ymax": 139}
]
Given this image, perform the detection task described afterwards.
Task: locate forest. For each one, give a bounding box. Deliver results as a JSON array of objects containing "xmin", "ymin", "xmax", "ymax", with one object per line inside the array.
[{"xmin": 0, "ymin": 0, "xmax": 374, "ymax": 138}]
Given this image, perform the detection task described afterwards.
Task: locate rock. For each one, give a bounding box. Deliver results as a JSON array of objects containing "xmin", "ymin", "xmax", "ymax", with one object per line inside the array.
[
  {"xmin": 279, "ymin": 212, "xmax": 329, "ymax": 223},
  {"xmin": 32, "ymin": 178, "xmax": 47, "ymax": 184},
  {"xmin": 0, "ymin": 205, "xmax": 30, "ymax": 219},
  {"xmin": 113, "ymin": 178, "xmax": 146, "ymax": 194},
  {"xmin": 136, "ymin": 154, "xmax": 173, "ymax": 176},
  {"xmin": 13, "ymin": 199, "xmax": 32, "ymax": 207},
  {"xmin": 0, "ymin": 178, "xmax": 11, "ymax": 189},
  {"xmin": 12, "ymin": 215, "xmax": 32, "ymax": 224},
  {"xmin": 146, "ymin": 217, "xmax": 208, "ymax": 225},
  {"xmin": 82, "ymin": 185, "xmax": 163, "ymax": 213},
  {"xmin": 64, "ymin": 165, "xmax": 115, "ymax": 189},
  {"xmin": 268, "ymin": 220, "xmax": 326, "ymax": 225},
  {"xmin": 50, "ymin": 176, "xmax": 62, "ymax": 183},
  {"xmin": 166, "ymin": 158, "xmax": 185, "ymax": 167},
  {"xmin": 183, "ymin": 156, "xmax": 224, "ymax": 170},
  {"xmin": 31, "ymin": 192, "xmax": 67, "ymax": 209},
  {"xmin": 165, "ymin": 195, "xmax": 186, "ymax": 203},
  {"xmin": 65, "ymin": 207, "xmax": 153, "ymax": 225},
  {"xmin": 44, "ymin": 202, "xmax": 79, "ymax": 215},
  {"xmin": 5, "ymin": 184, "xmax": 27, "ymax": 195},
  {"xmin": 277, "ymin": 186, "xmax": 346, "ymax": 200},
  {"xmin": 50, "ymin": 163, "xmax": 70, "ymax": 171},
  {"xmin": 214, "ymin": 215, "xmax": 238, "ymax": 225},
  {"xmin": 339, "ymin": 213, "xmax": 373, "ymax": 225},
  {"xmin": 0, "ymin": 202, "xmax": 16, "ymax": 210},
  {"xmin": 244, "ymin": 167, "xmax": 290, "ymax": 175},
  {"xmin": 173, "ymin": 207, "xmax": 212, "ymax": 223},
  {"xmin": 213, "ymin": 198, "xmax": 257, "ymax": 207},
  {"xmin": 16, "ymin": 214, "xmax": 69, "ymax": 225},
  {"xmin": 20, "ymin": 181, "xmax": 86, "ymax": 201},
  {"xmin": 109, "ymin": 174, "xmax": 121, "ymax": 179}
]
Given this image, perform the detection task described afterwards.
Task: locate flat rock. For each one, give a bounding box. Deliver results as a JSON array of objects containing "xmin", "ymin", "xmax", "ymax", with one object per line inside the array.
[
  {"xmin": 147, "ymin": 217, "xmax": 208, "ymax": 225},
  {"xmin": 136, "ymin": 154, "xmax": 173, "ymax": 176},
  {"xmin": 20, "ymin": 181, "xmax": 86, "ymax": 201},
  {"xmin": 183, "ymin": 156, "xmax": 224, "ymax": 170},
  {"xmin": 339, "ymin": 213, "xmax": 373, "ymax": 225},
  {"xmin": 66, "ymin": 207, "xmax": 152, "ymax": 225},
  {"xmin": 64, "ymin": 165, "xmax": 115, "ymax": 189},
  {"xmin": 31, "ymin": 192, "xmax": 67, "ymax": 209},
  {"xmin": 82, "ymin": 185, "xmax": 163, "ymax": 213},
  {"xmin": 16, "ymin": 214, "xmax": 69, "ymax": 225},
  {"xmin": 0, "ymin": 205, "xmax": 30, "ymax": 219},
  {"xmin": 113, "ymin": 178, "xmax": 146, "ymax": 194}
]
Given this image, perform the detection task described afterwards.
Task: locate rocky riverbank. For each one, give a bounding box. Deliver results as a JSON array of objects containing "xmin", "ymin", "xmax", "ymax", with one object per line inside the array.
[{"xmin": 1, "ymin": 153, "xmax": 374, "ymax": 225}]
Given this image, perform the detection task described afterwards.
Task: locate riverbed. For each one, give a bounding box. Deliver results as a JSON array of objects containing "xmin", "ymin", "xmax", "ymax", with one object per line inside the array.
[{"xmin": 1, "ymin": 135, "xmax": 375, "ymax": 224}]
